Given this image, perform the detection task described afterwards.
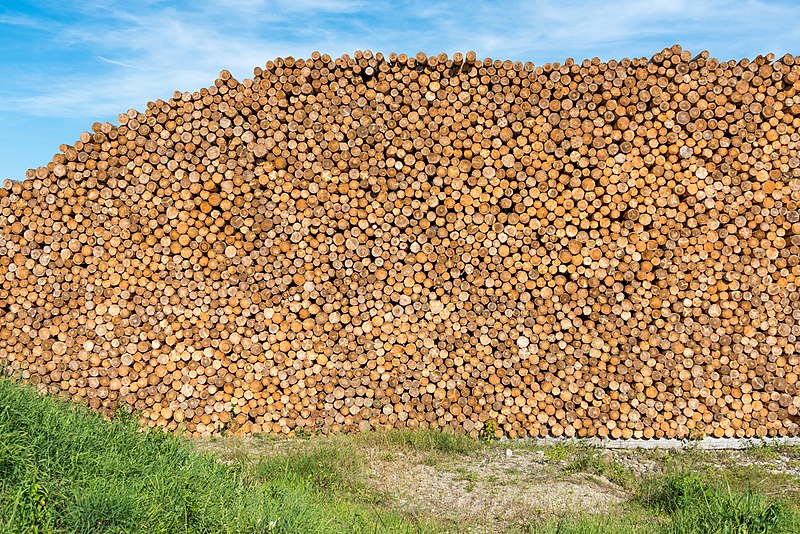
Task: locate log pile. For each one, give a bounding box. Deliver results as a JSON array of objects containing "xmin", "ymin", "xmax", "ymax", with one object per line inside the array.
[{"xmin": 2, "ymin": 45, "xmax": 800, "ymax": 439}]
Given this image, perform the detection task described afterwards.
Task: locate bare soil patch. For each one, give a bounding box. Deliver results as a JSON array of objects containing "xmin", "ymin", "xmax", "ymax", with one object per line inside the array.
[{"xmin": 363, "ymin": 447, "xmax": 627, "ymax": 532}]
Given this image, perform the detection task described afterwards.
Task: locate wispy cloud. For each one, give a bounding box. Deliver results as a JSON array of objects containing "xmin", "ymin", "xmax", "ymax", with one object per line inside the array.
[
  {"xmin": 1, "ymin": 0, "xmax": 799, "ymax": 179},
  {"xmin": 0, "ymin": 0, "xmax": 391, "ymax": 118},
  {"xmin": 0, "ymin": 13, "xmax": 41, "ymax": 28},
  {"xmin": 96, "ymin": 56, "xmax": 142, "ymax": 70}
]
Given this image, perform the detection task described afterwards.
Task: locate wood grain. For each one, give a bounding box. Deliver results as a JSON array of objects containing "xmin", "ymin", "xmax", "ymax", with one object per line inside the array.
[{"xmin": 2, "ymin": 46, "xmax": 800, "ymax": 439}]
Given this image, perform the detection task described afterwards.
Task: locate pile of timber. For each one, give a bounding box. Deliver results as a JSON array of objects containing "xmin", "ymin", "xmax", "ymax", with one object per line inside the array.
[{"xmin": 1, "ymin": 45, "xmax": 799, "ymax": 439}]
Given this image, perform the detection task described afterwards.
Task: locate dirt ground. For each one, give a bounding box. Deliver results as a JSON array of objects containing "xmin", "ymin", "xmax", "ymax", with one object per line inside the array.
[
  {"xmin": 362, "ymin": 447, "xmax": 628, "ymax": 530},
  {"xmin": 194, "ymin": 435, "xmax": 800, "ymax": 533}
]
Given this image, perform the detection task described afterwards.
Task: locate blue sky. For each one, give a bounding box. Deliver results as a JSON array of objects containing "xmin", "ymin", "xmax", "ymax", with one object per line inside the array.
[{"xmin": 1, "ymin": 0, "xmax": 799, "ymax": 182}]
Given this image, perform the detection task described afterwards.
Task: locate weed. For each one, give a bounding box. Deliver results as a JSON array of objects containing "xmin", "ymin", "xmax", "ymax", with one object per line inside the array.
[
  {"xmin": 480, "ymin": 420, "xmax": 498, "ymax": 443},
  {"xmin": 421, "ymin": 454, "xmax": 439, "ymax": 467},
  {"xmin": 683, "ymin": 428, "xmax": 706, "ymax": 447},
  {"xmin": 564, "ymin": 446, "xmax": 634, "ymax": 489},
  {"xmin": 294, "ymin": 426, "xmax": 313, "ymax": 440},
  {"xmin": 452, "ymin": 466, "xmax": 478, "ymax": 493},
  {"xmin": 543, "ymin": 442, "xmax": 578, "ymax": 462},
  {"xmin": 453, "ymin": 467, "xmax": 477, "ymax": 482},
  {"xmin": 565, "ymin": 447, "xmax": 604, "ymax": 473}
]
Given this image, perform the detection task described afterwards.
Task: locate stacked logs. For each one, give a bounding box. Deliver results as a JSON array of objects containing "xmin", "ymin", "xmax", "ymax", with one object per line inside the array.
[{"xmin": 2, "ymin": 45, "xmax": 800, "ymax": 440}]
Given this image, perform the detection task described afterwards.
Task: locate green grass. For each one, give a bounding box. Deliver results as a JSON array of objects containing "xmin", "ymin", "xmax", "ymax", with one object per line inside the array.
[
  {"xmin": 524, "ymin": 513, "xmax": 657, "ymax": 534},
  {"xmin": 2, "ymin": 376, "xmax": 799, "ymax": 534},
  {"xmin": 523, "ymin": 471, "xmax": 800, "ymax": 533},
  {"xmin": 352, "ymin": 427, "xmax": 481, "ymax": 455},
  {"xmin": 334, "ymin": 426, "xmax": 482, "ymax": 467},
  {"xmin": 639, "ymin": 445, "xmax": 800, "ymax": 506},
  {"xmin": 637, "ymin": 472, "xmax": 800, "ymax": 534},
  {"xmin": 0, "ymin": 378, "xmax": 433, "ymax": 533},
  {"xmin": 564, "ymin": 446, "xmax": 635, "ymax": 489}
]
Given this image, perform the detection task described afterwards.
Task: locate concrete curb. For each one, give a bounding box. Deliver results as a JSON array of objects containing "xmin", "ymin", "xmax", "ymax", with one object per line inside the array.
[{"xmin": 507, "ymin": 437, "xmax": 800, "ymax": 450}]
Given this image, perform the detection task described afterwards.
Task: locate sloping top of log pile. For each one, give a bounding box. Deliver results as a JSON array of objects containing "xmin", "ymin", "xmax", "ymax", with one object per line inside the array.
[{"xmin": 2, "ymin": 45, "xmax": 799, "ymax": 439}]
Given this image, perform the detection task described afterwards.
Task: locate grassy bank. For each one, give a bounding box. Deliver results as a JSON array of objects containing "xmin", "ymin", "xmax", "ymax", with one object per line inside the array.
[
  {"xmin": 0, "ymin": 378, "xmax": 430, "ymax": 533},
  {"xmin": 1, "ymin": 377, "xmax": 799, "ymax": 533}
]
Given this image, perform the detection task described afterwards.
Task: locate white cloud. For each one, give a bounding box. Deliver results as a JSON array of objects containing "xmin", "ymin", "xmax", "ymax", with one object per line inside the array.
[{"xmin": 1, "ymin": 0, "xmax": 799, "ymax": 122}]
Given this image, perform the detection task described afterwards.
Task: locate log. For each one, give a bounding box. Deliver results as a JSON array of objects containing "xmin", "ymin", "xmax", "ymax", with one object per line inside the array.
[{"xmin": 1, "ymin": 45, "xmax": 800, "ymax": 440}]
